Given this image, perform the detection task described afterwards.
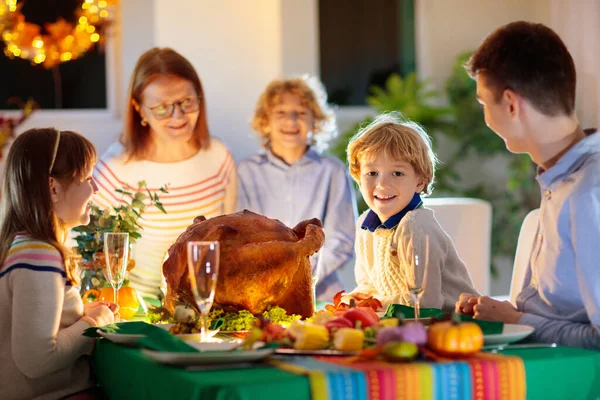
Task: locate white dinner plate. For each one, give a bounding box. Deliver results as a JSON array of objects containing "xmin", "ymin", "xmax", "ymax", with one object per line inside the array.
[
  {"xmin": 142, "ymin": 348, "xmax": 274, "ymax": 366},
  {"xmin": 96, "ymin": 325, "xmax": 219, "ymax": 346},
  {"xmin": 483, "ymin": 324, "xmax": 534, "ymax": 345},
  {"xmin": 96, "ymin": 330, "xmax": 145, "ymax": 346}
]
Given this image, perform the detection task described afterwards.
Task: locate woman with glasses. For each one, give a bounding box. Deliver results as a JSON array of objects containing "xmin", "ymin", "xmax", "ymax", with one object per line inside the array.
[{"xmin": 93, "ymin": 48, "xmax": 236, "ymax": 301}]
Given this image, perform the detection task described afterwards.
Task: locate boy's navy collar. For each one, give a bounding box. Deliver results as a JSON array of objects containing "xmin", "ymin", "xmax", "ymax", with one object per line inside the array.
[{"xmin": 361, "ymin": 193, "xmax": 423, "ymax": 232}]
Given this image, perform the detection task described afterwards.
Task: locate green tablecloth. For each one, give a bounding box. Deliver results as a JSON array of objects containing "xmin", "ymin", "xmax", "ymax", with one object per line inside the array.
[
  {"xmin": 93, "ymin": 341, "xmax": 600, "ymax": 400},
  {"xmin": 93, "ymin": 341, "xmax": 309, "ymax": 400},
  {"xmin": 503, "ymin": 346, "xmax": 600, "ymax": 399}
]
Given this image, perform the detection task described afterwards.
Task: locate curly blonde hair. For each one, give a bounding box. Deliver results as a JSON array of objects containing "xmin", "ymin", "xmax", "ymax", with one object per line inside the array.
[
  {"xmin": 347, "ymin": 113, "xmax": 437, "ymax": 195},
  {"xmin": 251, "ymin": 76, "xmax": 337, "ymax": 152}
]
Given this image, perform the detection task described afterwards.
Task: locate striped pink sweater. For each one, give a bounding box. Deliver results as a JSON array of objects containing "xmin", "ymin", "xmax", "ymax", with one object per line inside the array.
[
  {"xmin": 0, "ymin": 235, "xmax": 94, "ymax": 399},
  {"xmin": 92, "ymin": 137, "xmax": 237, "ymax": 299}
]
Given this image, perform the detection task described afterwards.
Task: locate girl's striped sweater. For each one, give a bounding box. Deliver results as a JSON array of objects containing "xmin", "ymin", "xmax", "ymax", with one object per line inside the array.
[{"xmin": 0, "ymin": 235, "xmax": 94, "ymax": 399}]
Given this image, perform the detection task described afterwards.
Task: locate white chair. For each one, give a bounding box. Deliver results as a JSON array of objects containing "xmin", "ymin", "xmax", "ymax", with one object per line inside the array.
[
  {"xmin": 424, "ymin": 197, "xmax": 492, "ymax": 295},
  {"xmin": 509, "ymin": 208, "xmax": 540, "ymax": 305}
]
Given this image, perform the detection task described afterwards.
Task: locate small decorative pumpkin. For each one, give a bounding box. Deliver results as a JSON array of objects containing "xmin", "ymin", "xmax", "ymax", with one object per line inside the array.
[
  {"xmin": 427, "ymin": 314, "xmax": 483, "ymax": 357},
  {"xmin": 83, "ymin": 285, "xmax": 140, "ymax": 320}
]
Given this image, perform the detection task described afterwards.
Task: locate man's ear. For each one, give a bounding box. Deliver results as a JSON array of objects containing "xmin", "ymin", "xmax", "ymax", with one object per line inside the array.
[
  {"xmin": 503, "ymin": 89, "xmax": 520, "ymax": 118},
  {"xmin": 49, "ymin": 177, "xmax": 61, "ymax": 203}
]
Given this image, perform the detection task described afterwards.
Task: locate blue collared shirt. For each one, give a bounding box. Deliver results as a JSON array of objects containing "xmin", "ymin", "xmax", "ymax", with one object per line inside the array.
[
  {"xmin": 516, "ymin": 130, "xmax": 600, "ymax": 349},
  {"xmin": 237, "ymin": 147, "xmax": 358, "ymax": 301},
  {"xmin": 361, "ymin": 193, "xmax": 423, "ymax": 232}
]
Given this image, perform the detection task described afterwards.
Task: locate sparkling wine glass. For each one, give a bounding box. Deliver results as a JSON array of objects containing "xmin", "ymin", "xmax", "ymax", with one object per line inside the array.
[
  {"xmin": 311, "ymin": 255, "xmax": 319, "ymax": 310},
  {"xmin": 187, "ymin": 241, "xmax": 219, "ymax": 342},
  {"xmin": 408, "ymin": 234, "xmax": 429, "ymax": 321},
  {"xmin": 104, "ymin": 232, "xmax": 129, "ymax": 322}
]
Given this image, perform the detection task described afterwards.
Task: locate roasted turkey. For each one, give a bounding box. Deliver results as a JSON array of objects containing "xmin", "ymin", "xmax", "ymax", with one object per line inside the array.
[{"xmin": 162, "ymin": 210, "xmax": 325, "ymax": 319}]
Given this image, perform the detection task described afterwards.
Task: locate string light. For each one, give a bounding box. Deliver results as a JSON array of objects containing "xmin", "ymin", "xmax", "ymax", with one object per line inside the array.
[{"xmin": 0, "ymin": 0, "xmax": 117, "ymax": 68}]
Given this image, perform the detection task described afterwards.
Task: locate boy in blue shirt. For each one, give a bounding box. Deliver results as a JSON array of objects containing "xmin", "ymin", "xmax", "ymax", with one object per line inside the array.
[
  {"xmin": 456, "ymin": 21, "xmax": 600, "ymax": 350},
  {"xmin": 237, "ymin": 77, "xmax": 357, "ymax": 301}
]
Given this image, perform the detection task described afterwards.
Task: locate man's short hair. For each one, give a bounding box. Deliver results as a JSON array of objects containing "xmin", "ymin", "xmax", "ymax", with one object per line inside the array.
[{"xmin": 466, "ymin": 21, "xmax": 576, "ymax": 117}]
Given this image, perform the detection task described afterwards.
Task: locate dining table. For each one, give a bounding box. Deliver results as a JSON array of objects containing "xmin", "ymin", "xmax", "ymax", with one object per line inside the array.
[{"xmin": 92, "ymin": 336, "xmax": 600, "ymax": 400}]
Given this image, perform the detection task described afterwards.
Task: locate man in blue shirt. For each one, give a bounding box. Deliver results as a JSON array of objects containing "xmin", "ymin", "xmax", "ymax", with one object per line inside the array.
[{"xmin": 455, "ymin": 21, "xmax": 600, "ymax": 349}]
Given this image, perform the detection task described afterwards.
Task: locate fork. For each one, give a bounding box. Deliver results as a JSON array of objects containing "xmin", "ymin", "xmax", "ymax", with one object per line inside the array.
[{"xmin": 483, "ymin": 342, "xmax": 557, "ymax": 353}]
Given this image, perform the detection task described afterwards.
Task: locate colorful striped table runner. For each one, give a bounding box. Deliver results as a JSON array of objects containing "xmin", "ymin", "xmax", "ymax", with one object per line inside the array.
[{"xmin": 272, "ymin": 352, "xmax": 525, "ymax": 400}]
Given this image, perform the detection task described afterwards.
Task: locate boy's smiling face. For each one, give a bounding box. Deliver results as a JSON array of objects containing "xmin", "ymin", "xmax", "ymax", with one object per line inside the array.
[
  {"xmin": 359, "ymin": 151, "xmax": 425, "ymax": 222},
  {"xmin": 265, "ymin": 92, "xmax": 315, "ymax": 155}
]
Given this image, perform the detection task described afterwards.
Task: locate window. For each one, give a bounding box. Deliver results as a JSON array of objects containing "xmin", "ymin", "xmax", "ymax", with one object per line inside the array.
[
  {"xmin": 318, "ymin": 0, "xmax": 415, "ymax": 106},
  {"xmin": 0, "ymin": 0, "xmax": 108, "ymax": 110}
]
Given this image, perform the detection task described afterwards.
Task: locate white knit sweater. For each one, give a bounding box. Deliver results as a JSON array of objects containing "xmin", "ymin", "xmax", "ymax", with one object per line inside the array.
[{"xmin": 350, "ymin": 207, "xmax": 478, "ymax": 312}]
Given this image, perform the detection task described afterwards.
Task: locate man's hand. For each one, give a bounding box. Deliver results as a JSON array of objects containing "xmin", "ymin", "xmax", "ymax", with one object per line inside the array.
[
  {"xmin": 455, "ymin": 292, "xmax": 479, "ymax": 316},
  {"xmin": 472, "ymin": 296, "xmax": 523, "ymax": 324}
]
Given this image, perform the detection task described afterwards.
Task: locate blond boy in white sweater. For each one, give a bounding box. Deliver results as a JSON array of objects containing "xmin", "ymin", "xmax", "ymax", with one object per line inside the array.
[{"xmin": 343, "ymin": 114, "xmax": 478, "ymax": 312}]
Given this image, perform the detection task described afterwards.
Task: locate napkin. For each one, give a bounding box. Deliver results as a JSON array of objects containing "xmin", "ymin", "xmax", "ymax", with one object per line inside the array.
[
  {"xmin": 383, "ymin": 304, "xmax": 445, "ymax": 319},
  {"xmin": 210, "ymin": 318, "xmax": 225, "ymax": 330},
  {"xmin": 383, "ymin": 304, "xmax": 503, "ymax": 335},
  {"xmin": 84, "ymin": 321, "xmax": 198, "ymax": 353}
]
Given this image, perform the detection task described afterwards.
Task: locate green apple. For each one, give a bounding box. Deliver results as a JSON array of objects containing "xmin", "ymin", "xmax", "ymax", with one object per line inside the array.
[{"xmin": 382, "ymin": 341, "xmax": 419, "ymax": 362}]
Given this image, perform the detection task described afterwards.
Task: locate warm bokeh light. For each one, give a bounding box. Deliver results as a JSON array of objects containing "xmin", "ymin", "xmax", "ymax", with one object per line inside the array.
[{"xmin": 0, "ymin": 0, "xmax": 117, "ymax": 68}]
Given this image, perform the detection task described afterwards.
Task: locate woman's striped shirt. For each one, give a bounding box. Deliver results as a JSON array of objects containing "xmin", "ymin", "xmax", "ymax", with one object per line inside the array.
[{"xmin": 92, "ymin": 137, "xmax": 237, "ymax": 299}]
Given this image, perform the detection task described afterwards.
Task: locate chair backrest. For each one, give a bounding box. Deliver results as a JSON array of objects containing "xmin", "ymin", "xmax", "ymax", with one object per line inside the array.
[
  {"xmin": 423, "ymin": 197, "xmax": 492, "ymax": 295},
  {"xmin": 509, "ymin": 208, "xmax": 540, "ymax": 305}
]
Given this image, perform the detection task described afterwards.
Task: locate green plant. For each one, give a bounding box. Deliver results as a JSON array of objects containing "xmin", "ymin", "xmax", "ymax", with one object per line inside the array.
[{"xmin": 73, "ymin": 180, "xmax": 168, "ymax": 261}]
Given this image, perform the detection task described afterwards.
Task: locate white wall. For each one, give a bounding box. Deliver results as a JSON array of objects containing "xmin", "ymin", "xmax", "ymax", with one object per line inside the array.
[
  {"xmin": 153, "ymin": 0, "xmax": 284, "ymax": 162},
  {"xmin": 535, "ymin": 0, "xmax": 600, "ymax": 130},
  {"xmin": 415, "ymin": 0, "xmax": 535, "ymax": 90},
  {"xmin": 416, "ymin": 0, "xmax": 599, "ymax": 130}
]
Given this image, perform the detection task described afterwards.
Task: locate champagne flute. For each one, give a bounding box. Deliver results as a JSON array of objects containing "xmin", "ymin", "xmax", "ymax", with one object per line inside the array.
[
  {"xmin": 187, "ymin": 241, "xmax": 219, "ymax": 342},
  {"xmin": 311, "ymin": 254, "xmax": 319, "ymax": 310},
  {"xmin": 104, "ymin": 232, "xmax": 129, "ymax": 322},
  {"xmin": 408, "ymin": 234, "xmax": 429, "ymax": 321}
]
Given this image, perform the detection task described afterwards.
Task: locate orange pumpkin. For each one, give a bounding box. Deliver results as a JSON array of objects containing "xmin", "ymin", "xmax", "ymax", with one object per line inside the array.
[
  {"xmin": 427, "ymin": 315, "xmax": 483, "ymax": 357},
  {"xmin": 83, "ymin": 286, "xmax": 140, "ymax": 320}
]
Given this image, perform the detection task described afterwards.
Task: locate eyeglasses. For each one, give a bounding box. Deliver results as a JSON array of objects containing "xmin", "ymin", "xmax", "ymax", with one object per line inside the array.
[{"xmin": 144, "ymin": 97, "xmax": 201, "ymax": 120}]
